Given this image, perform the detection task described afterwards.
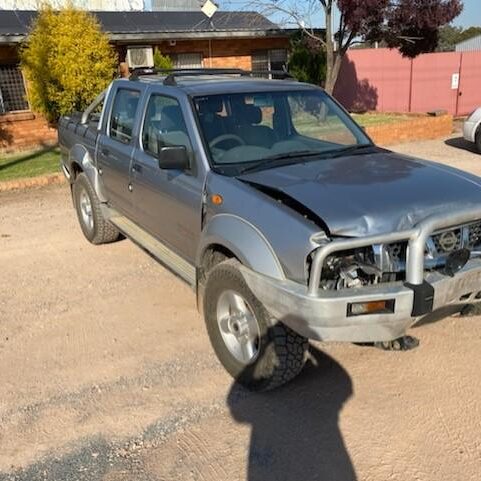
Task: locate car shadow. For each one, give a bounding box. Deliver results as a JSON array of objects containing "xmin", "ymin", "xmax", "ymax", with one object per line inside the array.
[
  {"xmin": 444, "ymin": 136, "xmax": 479, "ymax": 154},
  {"xmin": 227, "ymin": 345, "xmax": 356, "ymax": 481},
  {"xmin": 0, "ymin": 144, "xmax": 58, "ymax": 172},
  {"xmin": 412, "ymin": 305, "xmax": 463, "ymax": 328}
]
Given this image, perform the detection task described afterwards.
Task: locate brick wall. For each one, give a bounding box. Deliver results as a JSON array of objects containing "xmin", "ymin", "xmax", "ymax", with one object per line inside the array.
[
  {"xmin": 0, "ymin": 112, "xmax": 57, "ymax": 154},
  {"xmin": 365, "ymin": 114, "xmax": 453, "ymax": 146},
  {"xmin": 117, "ymin": 37, "xmax": 290, "ymax": 70}
]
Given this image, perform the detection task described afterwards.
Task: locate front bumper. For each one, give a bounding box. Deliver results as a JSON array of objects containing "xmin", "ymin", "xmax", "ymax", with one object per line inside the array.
[
  {"xmin": 242, "ymin": 206, "xmax": 481, "ymax": 342},
  {"xmin": 240, "ymin": 258, "xmax": 481, "ymax": 342}
]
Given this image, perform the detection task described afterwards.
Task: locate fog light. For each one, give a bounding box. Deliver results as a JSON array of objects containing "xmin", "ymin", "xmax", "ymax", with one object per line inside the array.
[
  {"xmin": 348, "ymin": 299, "xmax": 395, "ymax": 317},
  {"xmin": 444, "ymin": 248, "xmax": 470, "ymax": 277}
]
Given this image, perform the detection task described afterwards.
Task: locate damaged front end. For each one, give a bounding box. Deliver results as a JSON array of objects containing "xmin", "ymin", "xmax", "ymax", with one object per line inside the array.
[
  {"xmin": 312, "ymin": 219, "xmax": 481, "ymax": 295},
  {"xmin": 238, "ymin": 206, "xmax": 481, "ymax": 344}
]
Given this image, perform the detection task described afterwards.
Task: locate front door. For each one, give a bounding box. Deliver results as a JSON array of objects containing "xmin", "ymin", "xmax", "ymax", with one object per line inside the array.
[
  {"xmin": 97, "ymin": 86, "xmax": 141, "ymax": 217},
  {"xmin": 131, "ymin": 93, "xmax": 203, "ymax": 262}
]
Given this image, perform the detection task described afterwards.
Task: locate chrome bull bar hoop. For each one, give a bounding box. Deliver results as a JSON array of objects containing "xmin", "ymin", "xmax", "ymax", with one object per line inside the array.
[{"xmin": 308, "ymin": 206, "xmax": 481, "ymax": 297}]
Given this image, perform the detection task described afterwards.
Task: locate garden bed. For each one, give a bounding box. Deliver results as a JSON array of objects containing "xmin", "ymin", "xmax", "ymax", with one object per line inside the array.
[{"xmin": 353, "ymin": 112, "xmax": 453, "ymax": 146}]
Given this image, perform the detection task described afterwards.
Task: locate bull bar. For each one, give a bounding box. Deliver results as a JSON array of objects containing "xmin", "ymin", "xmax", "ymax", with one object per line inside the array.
[{"xmin": 308, "ymin": 206, "xmax": 481, "ymax": 296}]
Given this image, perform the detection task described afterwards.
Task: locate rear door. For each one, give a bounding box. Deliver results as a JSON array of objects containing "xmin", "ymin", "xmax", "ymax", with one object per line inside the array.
[
  {"xmin": 97, "ymin": 84, "xmax": 143, "ymax": 216},
  {"xmin": 130, "ymin": 91, "xmax": 204, "ymax": 262}
]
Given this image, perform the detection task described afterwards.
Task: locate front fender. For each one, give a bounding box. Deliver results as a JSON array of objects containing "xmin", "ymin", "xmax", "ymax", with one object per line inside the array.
[
  {"xmin": 197, "ymin": 214, "xmax": 285, "ymax": 280},
  {"xmin": 69, "ymin": 144, "xmax": 108, "ymax": 202}
]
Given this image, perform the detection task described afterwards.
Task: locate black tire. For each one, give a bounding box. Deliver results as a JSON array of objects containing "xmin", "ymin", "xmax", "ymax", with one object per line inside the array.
[
  {"xmin": 72, "ymin": 173, "xmax": 120, "ymax": 245},
  {"xmin": 476, "ymin": 127, "xmax": 481, "ymax": 154},
  {"xmin": 203, "ymin": 260, "xmax": 309, "ymax": 391}
]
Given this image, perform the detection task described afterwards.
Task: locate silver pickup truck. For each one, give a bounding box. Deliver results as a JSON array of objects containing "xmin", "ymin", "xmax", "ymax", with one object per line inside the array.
[{"xmin": 59, "ymin": 68, "xmax": 481, "ymax": 391}]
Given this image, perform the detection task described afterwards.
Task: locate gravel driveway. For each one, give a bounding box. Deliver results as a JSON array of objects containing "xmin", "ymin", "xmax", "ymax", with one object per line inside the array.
[{"xmin": 0, "ymin": 136, "xmax": 480, "ymax": 481}]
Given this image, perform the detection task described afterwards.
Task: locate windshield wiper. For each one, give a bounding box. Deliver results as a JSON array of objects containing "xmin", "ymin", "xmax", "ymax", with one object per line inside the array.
[
  {"xmin": 318, "ymin": 144, "xmax": 375, "ymax": 159},
  {"xmin": 239, "ymin": 150, "xmax": 324, "ymax": 174},
  {"xmin": 238, "ymin": 145, "xmax": 375, "ymax": 174}
]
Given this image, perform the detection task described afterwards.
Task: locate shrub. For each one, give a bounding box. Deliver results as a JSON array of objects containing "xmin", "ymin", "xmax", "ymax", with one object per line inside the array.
[
  {"xmin": 20, "ymin": 5, "xmax": 117, "ymax": 122},
  {"xmin": 289, "ymin": 35, "xmax": 326, "ymax": 86},
  {"xmin": 153, "ymin": 47, "xmax": 174, "ymax": 70}
]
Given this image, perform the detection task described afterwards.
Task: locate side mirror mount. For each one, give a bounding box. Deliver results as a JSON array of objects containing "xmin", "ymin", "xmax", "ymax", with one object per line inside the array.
[{"xmin": 157, "ymin": 145, "xmax": 190, "ymax": 170}]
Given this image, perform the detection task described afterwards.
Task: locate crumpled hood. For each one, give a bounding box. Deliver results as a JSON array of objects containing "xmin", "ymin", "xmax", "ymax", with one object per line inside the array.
[{"xmin": 238, "ymin": 151, "xmax": 481, "ymax": 237}]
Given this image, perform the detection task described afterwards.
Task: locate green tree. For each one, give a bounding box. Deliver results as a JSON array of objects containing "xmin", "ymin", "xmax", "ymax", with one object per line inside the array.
[
  {"xmin": 20, "ymin": 5, "xmax": 117, "ymax": 122},
  {"xmin": 438, "ymin": 25, "xmax": 481, "ymax": 51},
  {"xmin": 153, "ymin": 47, "xmax": 174, "ymax": 70},
  {"xmin": 288, "ymin": 34, "xmax": 326, "ymax": 85}
]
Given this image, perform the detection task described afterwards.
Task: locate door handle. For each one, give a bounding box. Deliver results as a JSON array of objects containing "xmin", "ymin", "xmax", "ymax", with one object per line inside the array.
[
  {"xmin": 101, "ymin": 148, "xmax": 110, "ymax": 156},
  {"xmin": 132, "ymin": 163, "xmax": 143, "ymax": 173}
]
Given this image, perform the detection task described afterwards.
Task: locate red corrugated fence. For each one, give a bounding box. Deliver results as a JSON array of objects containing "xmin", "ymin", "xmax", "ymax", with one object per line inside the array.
[{"xmin": 333, "ymin": 48, "xmax": 481, "ymax": 116}]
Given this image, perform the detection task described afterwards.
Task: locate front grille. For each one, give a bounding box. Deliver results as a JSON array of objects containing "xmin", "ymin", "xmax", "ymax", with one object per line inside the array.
[
  {"xmin": 383, "ymin": 221, "xmax": 481, "ymax": 273},
  {"xmin": 468, "ymin": 222, "xmax": 481, "ymax": 248},
  {"xmin": 432, "ymin": 228, "xmax": 463, "ymax": 254}
]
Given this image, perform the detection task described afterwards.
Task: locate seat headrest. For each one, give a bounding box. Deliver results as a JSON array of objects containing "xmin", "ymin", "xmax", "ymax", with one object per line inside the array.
[
  {"xmin": 198, "ymin": 97, "xmax": 223, "ymax": 114},
  {"xmin": 160, "ymin": 105, "xmax": 185, "ymax": 132},
  {"xmin": 238, "ymin": 104, "xmax": 262, "ymax": 125},
  {"xmin": 125, "ymin": 97, "xmax": 138, "ymax": 116}
]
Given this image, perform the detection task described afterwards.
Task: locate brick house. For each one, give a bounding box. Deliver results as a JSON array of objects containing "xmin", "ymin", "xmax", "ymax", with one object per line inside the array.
[{"xmin": 0, "ymin": 9, "xmax": 289, "ymax": 152}]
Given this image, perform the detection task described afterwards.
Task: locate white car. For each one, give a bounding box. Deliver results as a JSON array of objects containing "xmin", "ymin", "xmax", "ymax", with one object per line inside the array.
[{"xmin": 463, "ymin": 107, "xmax": 481, "ymax": 153}]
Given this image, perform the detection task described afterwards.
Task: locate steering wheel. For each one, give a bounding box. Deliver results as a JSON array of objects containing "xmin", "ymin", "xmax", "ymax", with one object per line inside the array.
[{"xmin": 209, "ymin": 134, "xmax": 246, "ymax": 150}]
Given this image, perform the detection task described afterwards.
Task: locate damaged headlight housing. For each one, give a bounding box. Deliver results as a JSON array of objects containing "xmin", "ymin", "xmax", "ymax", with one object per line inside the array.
[
  {"xmin": 308, "ymin": 243, "xmax": 405, "ymax": 291},
  {"xmin": 319, "ymin": 246, "xmax": 382, "ymax": 290}
]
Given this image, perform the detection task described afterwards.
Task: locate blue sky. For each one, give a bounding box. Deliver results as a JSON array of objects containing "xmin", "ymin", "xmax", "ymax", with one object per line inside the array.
[
  {"xmin": 221, "ymin": 0, "xmax": 481, "ymax": 28},
  {"xmin": 454, "ymin": 0, "xmax": 481, "ymax": 27}
]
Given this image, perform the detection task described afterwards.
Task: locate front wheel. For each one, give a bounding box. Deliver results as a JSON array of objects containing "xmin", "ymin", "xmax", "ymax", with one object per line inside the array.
[
  {"xmin": 475, "ymin": 127, "xmax": 481, "ymax": 154},
  {"xmin": 72, "ymin": 173, "xmax": 120, "ymax": 245},
  {"xmin": 203, "ymin": 260, "xmax": 309, "ymax": 391}
]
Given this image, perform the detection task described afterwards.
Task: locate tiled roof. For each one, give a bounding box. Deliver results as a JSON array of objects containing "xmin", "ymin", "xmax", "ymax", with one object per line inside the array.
[{"xmin": 0, "ymin": 10, "xmax": 279, "ymax": 37}]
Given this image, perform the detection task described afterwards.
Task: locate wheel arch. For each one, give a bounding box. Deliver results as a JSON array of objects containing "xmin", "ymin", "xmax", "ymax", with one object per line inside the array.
[
  {"xmin": 197, "ymin": 214, "xmax": 286, "ymax": 281},
  {"xmin": 68, "ymin": 144, "xmax": 107, "ymax": 202}
]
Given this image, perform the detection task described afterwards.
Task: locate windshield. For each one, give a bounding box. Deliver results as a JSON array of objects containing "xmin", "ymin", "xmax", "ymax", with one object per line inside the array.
[{"xmin": 193, "ymin": 89, "xmax": 372, "ymax": 175}]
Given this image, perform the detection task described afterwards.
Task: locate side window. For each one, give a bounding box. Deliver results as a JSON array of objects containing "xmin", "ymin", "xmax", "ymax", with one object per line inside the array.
[
  {"xmin": 109, "ymin": 88, "xmax": 140, "ymax": 144},
  {"xmin": 87, "ymin": 99, "xmax": 104, "ymax": 130},
  {"xmin": 142, "ymin": 94, "xmax": 192, "ymax": 156}
]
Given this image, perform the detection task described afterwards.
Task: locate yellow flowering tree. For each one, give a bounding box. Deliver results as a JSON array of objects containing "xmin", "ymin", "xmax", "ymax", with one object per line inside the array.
[{"xmin": 20, "ymin": 5, "xmax": 117, "ymax": 122}]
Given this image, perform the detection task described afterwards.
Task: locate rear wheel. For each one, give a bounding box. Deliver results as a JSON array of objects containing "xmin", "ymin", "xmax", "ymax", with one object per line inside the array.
[
  {"xmin": 203, "ymin": 260, "xmax": 309, "ymax": 391},
  {"xmin": 72, "ymin": 173, "xmax": 120, "ymax": 245}
]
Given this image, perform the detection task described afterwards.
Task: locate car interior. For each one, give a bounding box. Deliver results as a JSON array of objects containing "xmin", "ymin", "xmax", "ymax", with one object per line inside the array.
[
  {"xmin": 194, "ymin": 92, "xmax": 362, "ymax": 165},
  {"xmin": 140, "ymin": 90, "xmax": 364, "ymax": 168}
]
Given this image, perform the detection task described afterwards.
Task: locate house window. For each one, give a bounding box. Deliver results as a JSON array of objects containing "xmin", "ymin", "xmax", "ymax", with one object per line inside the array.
[
  {"xmin": 0, "ymin": 65, "xmax": 29, "ymax": 114},
  {"xmin": 252, "ymin": 49, "xmax": 288, "ymax": 78},
  {"xmin": 173, "ymin": 53, "xmax": 203, "ymax": 69}
]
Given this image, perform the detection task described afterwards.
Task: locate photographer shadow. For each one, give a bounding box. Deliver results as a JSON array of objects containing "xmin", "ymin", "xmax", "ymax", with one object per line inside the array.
[{"xmin": 227, "ymin": 345, "xmax": 356, "ymax": 481}]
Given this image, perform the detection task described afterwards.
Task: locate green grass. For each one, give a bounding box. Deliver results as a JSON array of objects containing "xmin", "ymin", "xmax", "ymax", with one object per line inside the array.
[
  {"xmin": 352, "ymin": 113, "xmax": 411, "ymax": 127},
  {"xmin": 0, "ymin": 147, "xmax": 61, "ymax": 182}
]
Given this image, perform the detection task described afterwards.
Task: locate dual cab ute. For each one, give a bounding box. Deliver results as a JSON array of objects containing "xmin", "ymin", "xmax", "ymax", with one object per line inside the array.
[{"xmin": 59, "ymin": 68, "xmax": 481, "ymax": 391}]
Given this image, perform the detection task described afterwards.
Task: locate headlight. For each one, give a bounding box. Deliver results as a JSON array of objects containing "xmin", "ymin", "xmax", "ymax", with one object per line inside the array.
[{"xmin": 318, "ymin": 246, "xmax": 382, "ymax": 290}]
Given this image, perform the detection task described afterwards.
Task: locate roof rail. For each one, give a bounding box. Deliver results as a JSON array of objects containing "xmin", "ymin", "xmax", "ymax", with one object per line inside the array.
[
  {"xmin": 128, "ymin": 67, "xmax": 296, "ymax": 84},
  {"xmin": 129, "ymin": 67, "xmax": 248, "ymax": 83},
  {"xmin": 250, "ymin": 70, "xmax": 295, "ymax": 80}
]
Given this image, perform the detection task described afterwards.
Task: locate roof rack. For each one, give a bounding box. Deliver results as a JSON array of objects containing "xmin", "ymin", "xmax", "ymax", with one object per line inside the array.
[{"xmin": 128, "ymin": 67, "xmax": 295, "ymax": 85}]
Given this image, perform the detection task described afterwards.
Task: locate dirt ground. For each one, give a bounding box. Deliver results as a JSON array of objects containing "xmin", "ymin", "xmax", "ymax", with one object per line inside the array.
[{"xmin": 1, "ymin": 135, "xmax": 480, "ymax": 481}]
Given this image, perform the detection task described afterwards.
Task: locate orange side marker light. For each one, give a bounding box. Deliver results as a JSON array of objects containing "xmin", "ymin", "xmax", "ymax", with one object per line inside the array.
[{"xmin": 211, "ymin": 194, "xmax": 223, "ymax": 205}]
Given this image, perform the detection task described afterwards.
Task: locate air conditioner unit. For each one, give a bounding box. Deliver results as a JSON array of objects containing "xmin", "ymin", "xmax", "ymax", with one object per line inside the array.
[{"xmin": 126, "ymin": 46, "xmax": 154, "ymax": 69}]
